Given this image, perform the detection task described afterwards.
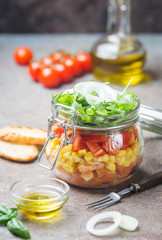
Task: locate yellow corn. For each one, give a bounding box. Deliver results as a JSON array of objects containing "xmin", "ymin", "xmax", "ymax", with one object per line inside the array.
[
  {"xmin": 84, "ymin": 152, "xmax": 93, "ymax": 162},
  {"xmin": 117, "ymin": 156, "xmax": 125, "ymax": 166},
  {"xmin": 102, "ymin": 154, "xmax": 109, "ymax": 163},
  {"xmin": 131, "ymin": 154, "xmax": 136, "ymax": 163},
  {"xmin": 63, "ymin": 161, "xmax": 77, "ymax": 173},
  {"xmin": 106, "ymin": 162, "xmax": 116, "ymax": 172},
  {"xmin": 126, "ymin": 148, "xmax": 133, "ymax": 156},
  {"xmin": 116, "ymin": 150, "xmax": 126, "ymax": 158},
  {"xmin": 123, "ymin": 160, "xmax": 131, "ymax": 167},
  {"xmin": 77, "ymin": 149, "xmax": 87, "ymax": 157},
  {"xmin": 109, "ymin": 155, "xmax": 116, "ymax": 163}
]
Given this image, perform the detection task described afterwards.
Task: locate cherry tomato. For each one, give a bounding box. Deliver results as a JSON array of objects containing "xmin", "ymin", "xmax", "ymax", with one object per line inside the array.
[
  {"xmin": 38, "ymin": 65, "xmax": 61, "ymax": 88},
  {"xmin": 64, "ymin": 56, "xmax": 82, "ymax": 77},
  {"xmin": 42, "ymin": 55, "xmax": 53, "ymax": 65},
  {"xmin": 28, "ymin": 61, "xmax": 41, "ymax": 82},
  {"xmin": 54, "ymin": 62, "xmax": 73, "ymax": 83},
  {"xmin": 51, "ymin": 51, "xmax": 66, "ymax": 61},
  {"xmin": 76, "ymin": 52, "xmax": 93, "ymax": 72},
  {"xmin": 14, "ymin": 46, "xmax": 33, "ymax": 65}
]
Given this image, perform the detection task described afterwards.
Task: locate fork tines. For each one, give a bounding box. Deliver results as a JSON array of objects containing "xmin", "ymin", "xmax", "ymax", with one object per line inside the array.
[{"xmin": 85, "ymin": 192, "xmax": 121, "ymax": 210}]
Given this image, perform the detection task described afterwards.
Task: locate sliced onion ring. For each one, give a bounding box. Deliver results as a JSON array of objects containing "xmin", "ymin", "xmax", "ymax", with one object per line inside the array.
[{"xmin": 86, "ymin": 211, "xmax": 122, "ymax": 236}]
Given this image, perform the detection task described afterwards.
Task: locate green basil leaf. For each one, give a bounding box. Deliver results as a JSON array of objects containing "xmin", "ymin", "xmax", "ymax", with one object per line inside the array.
[
  {"xmin": 0, "ymin": 214, "xmax": 10, "ymax": 225},
  {"xmin": 0, "ymin": 204, "xmax": 10, "ymax": 215},
  {"xmin": 8, "ymin": 208, "xmax": 19, "ymax": 219},
  {"xmin": 7, "ymin": 218, "xmax": 30, "ymax": 239}
]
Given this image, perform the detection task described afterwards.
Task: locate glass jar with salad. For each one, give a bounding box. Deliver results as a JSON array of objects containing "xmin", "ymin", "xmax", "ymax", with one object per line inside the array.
[{"xmin": 38, "ymin": 81, "xmax": 147, "ymax": 188}]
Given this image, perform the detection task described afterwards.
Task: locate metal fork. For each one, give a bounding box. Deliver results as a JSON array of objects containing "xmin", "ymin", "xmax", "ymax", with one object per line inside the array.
[{"xmin": 85, "ymin": 171, "xmax": 162, "ymax": 210}]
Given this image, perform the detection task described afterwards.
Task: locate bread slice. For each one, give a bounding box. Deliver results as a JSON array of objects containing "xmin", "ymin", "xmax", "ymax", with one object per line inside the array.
[
  {"xmin": 0, "ymin": 140, "xmax": 38, "ymax": 162},
  {"xmin": 0, "ymin": 126, "xmax": 47, "ymax": 145}
]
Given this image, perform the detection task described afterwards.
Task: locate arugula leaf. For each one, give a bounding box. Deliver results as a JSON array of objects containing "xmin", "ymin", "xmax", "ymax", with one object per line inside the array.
[
  {"xmin": 53, "ymin": 84, "xmax": 138, "ymax": 127},
  {"xmin": 91, "ymin": 90, "xmax": 99, "ymax": 97}
]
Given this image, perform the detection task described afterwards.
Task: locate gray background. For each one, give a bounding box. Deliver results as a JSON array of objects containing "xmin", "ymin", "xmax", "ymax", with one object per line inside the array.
[{"xmin": 0, "ymin": 0, "xmax": 162, "ymax": 33}]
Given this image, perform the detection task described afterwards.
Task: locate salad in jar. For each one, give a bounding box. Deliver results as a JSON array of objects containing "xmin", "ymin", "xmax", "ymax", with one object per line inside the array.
[{"xmin": 46, "ymin": 81, "xmax": 143, "ymax": 188}]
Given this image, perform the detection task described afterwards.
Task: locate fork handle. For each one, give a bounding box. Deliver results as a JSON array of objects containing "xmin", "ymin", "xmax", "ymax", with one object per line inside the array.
[{"xmin": 131, "ymin": 171, "xmax": 162, "ymax": 193}]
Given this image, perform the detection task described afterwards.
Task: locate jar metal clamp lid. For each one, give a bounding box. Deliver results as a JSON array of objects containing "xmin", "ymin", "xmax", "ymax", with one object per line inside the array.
[{"xmin": 38, "ymin": 103, "xmax": 77, "ymax": 170}]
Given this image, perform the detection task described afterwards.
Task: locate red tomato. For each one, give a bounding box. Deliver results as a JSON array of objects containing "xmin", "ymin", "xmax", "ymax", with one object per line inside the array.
[
  {"xmin": 42, "ymin": 55, "xmax": 53, "ymax": 65},
  {"xmin": 38, "ymin": 65, "xmax": 61, "ymax": 88},
  {"xmin": 64, "ymin": 56, "xmax": 82, "ymax": 77},
  {"xmin": 102, "ymin": 133, "xmax": 122, "ymax": 155},
  {"xmin": 52, "ymin": 124, "xmax": 64, "ymax": 137},
  {"xmin": 72, "ymin": 134, "xmax": 89, "ymax": 151},
  {"xmin": 76, "ymin": 52, "xmax": 93, "ymax": 72},
  {"xmin": 51, "ymin": 51, "xmax": 66, "ymax": 61},
  {"xmin": 122, "ymin": 129, "xmax": 134, "ymax": 149},
  {"xmin": 85, "ymin": 142, "xmax": 105, "ymax": 158},
  {"xmin": 82, "ymin": 133, "xmax": 107, "ymax": 143},
  {"xmin": 54, "ymin": 62, "xmax": 73, "ymax": 83},
  {"xmin": 14, "ymin": 46, "xmax": 33, "ymax": 65},
  {"xmin": 28, "ymin": 61, "xmax": 41, "ymax": 82}
]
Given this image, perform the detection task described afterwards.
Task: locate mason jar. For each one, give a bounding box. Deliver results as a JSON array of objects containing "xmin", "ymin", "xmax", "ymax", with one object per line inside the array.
[{"xmin": 38, "ymin": 97, "xmax": 146, "ymax": 188}]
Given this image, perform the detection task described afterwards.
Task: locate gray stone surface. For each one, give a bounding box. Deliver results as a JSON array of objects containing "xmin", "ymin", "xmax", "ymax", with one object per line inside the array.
[{"xmin": 0, "ymin": 34, "xmax": 162, "ymax": 240}]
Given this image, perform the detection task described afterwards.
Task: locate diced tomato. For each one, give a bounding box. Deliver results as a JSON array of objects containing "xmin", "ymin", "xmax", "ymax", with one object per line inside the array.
[
  {"xmin": 102, "ymin": 141, "xmax": 109, "ymax": 153},
  {"xmin": 81, "ymin": 133, "xmax": 107, "ymax": 143},
  {"xmin": 122, "ymin": 129, "xmax": 135, "ymax": 149},
  {"xmin": 85, "ymin": 142, "xmax": 105, "ymax": 158},
  {"xmin": 132, "ymin": 126, "xmax": 138, "ymax": 140},
  {"xmin": 102, "ymin": 133, "xmax": 122, "ymax": 155},
  {"xmin": 51, "ymin": 124, "xmax": 64, "ymax": 137},
  {"xmin": 72, "ymin": 134, "xmax": 89, "ymax": 151}
]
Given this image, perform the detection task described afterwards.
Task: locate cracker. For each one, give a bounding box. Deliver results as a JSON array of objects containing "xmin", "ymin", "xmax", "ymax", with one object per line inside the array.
[
  {"xmin": 0, "ymin": 140, "xmax": 38, "ymax": 162},
  {"xmin": 0, "ymin": 126, "xmax": 47, "ymax": 145}
]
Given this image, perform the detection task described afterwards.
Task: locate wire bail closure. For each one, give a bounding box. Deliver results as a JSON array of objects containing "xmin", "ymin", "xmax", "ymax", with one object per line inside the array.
[{"xmin": 38, "ymin": 103, "xmax": 76, "ymax": 170}]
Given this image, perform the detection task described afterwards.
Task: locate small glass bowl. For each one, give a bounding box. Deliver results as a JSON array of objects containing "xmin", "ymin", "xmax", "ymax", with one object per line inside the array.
[{"xmin": 10, "ymin": 175, "xmax": 70, "ymax": 220}]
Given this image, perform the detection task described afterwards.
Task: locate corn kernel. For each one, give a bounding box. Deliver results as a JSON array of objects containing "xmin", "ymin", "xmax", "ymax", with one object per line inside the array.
[
  {"xmin": 81, "ymin": 172, "xmax": 94, "ymax": 182},
  {"xmin": 116, "ymin": 150, "xmax": 126, "ymax": 158},
  {"xmin": 94, "ymin": 157, "xmax": 103, "ymax": 162},
  {"xmin": 131, "ymin": 154, "xmax": 136, "ymax": 163},
  {"xmin": 65, "ymin": 144, "xmax": 72, "ymax": 152},
  {"xmin": 123, "ymin": 161, "xmax": 131, "ymax": 167},
  {"xmin": 109, "ymin": 155, "xmax": 116, "ymax": 163},
  {"xmin": 131, "ymin": 142, "xmax": 140, "ymax": 154},
  {"xmin": 77, "ymin": 149, "xmax": 87, "ymax": 157},
  {"xmin": 106, "ymin": 162, "xmax": 116, "ymax": 172},
  {"xmin": 117, "ymin": 156, "xmax": 125, "ymax": 166},
  {"xmin": 53, "ymin": 137, "xmax": 60, "ymax": 146},
  {"xmin": 63, "ymin": 152, "xmax": 70, "ymax": 160},
  {"xmin": 63, "ymin": 162, "xmax": 77, "ymax": 173},
  {"xmin": 126, "ymin": 148, "xmax": 133, "ymax": 156},
  {"xmin": 84, "ymin": 152, "xmax": 93, "ymax": 162},
  {"xmin": 102, "ymin": 154, "xmax": 109, "ymax": 163}
]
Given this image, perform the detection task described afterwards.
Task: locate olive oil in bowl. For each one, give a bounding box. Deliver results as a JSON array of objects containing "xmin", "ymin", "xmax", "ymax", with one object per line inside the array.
[
  {"xmin": 17, "ymin": 191, "xmax": 67, "ymax": 220},
  {"xmin": 10, "ymin": 176, "xmax": 70, "ymax": 220}
]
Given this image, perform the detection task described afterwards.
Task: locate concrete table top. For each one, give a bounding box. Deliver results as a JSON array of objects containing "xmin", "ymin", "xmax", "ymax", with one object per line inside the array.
[{"xmin": 0, "ymin": 34, "xmax": 162, "ymax": 240}]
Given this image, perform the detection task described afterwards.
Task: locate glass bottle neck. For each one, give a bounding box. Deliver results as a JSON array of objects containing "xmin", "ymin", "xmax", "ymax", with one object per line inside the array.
[{"xmin": 106, "ymin": 0, "xmax": 131, "ymax": 37}]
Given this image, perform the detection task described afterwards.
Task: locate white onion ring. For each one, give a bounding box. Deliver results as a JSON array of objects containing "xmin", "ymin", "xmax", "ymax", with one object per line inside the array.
[{"xmin": 86, "ymin": 211, "xmax": 122, "ymax": 236}]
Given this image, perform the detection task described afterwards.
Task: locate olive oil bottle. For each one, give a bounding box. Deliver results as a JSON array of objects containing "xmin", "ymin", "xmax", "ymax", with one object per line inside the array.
[{"xmin": 91, "ymin": 0, "xmax": 146, "ymax": 85}]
